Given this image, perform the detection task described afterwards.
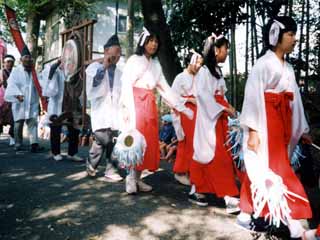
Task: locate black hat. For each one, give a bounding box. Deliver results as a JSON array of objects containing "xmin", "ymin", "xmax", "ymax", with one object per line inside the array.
[
  {"xmin": 21, "ymin": 45, "xmax": 31, "ymax": 57},
  {"xmin": 3, "ymin": 54, "xmax": 15, "ymax": 62},
  {"xmin": 104, "ymin": 34, "xmax": 120, "ymax": 49}
]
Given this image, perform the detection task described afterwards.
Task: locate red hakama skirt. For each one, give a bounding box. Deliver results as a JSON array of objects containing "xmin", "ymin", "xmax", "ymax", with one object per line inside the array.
[
  {"xmin": 173, "ymin": 97, "xmax": 196, "ymax": 173},
  {"xmin": 240, "ymin": 92, "xmax": 312, "ymax": 219},
  {"xmin": 133, "ymin": 87, "xmax": 160, "ymax": 171},
  {"xmin": 189, "ymin": 95, "xmax": 239, "ymax": 197}
]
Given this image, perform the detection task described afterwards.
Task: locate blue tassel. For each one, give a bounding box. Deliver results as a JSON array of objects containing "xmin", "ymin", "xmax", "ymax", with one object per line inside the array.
[
  {"xmin": 290, "ymin": 144, "xmax": 305, "ymax": 171},
  {"xmin": 226, "ymin": 116, "xmax": 245, "ymax": 171}
]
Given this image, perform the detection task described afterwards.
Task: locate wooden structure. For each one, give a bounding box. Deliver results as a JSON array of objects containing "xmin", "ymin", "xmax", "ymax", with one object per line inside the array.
[{"xmin": 59, "ymin": 19, "xmax": 96, "ymax": 130}]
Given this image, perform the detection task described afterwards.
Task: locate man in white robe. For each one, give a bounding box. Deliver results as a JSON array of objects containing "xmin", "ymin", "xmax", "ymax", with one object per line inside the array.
[
  {"xmin": 4, "ymin": 46, "xmax": 43, "ymax": 152},
  {"xmin": 85, "ymin": 35, "xmax": 123, "ymax": 182}
]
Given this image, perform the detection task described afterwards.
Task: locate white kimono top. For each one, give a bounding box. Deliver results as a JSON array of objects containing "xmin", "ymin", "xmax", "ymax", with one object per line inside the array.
[
  {"xmin": 171, "ymin": 69, "xmax": 197, "ymax": 141},
  {"xmin": 86, "ymin": 62, "xmax": 122, "ymax": 132},
  {"xmin": 42, "ymin": 66, "xmax": 65, "ymax": 120},
  {"xmin": 193, "ymin": 66, "xmax": 228, "ymax": 164},
  {"xmin": 240, "ymin": 50, "xmax": 309, "ymax": 174},
  {"xmin": 4, "ymin": 65, "xmax": 39, "ymax": 121},
  {"xmin": 120, "ymin": 54, "xmax": 192, "ymax": 131}
]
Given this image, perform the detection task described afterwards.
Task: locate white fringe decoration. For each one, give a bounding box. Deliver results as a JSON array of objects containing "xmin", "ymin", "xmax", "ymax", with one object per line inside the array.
[
  {"xmin": 245, "ymin": 150, "xmax": 309, "ymax": 228},
  {"xmin": 112, "ymin": 129, "xmax": 147, "ymax": 168}
]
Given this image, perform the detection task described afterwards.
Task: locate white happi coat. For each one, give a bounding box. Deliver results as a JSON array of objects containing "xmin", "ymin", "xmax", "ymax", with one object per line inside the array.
[
  {"xmin": 171, "ymin": 70, "xmax": 197, "ymax": 141},
  {"xmin": 193, "ymin": 66, "xmax": 227, "ymax": 164},
  {"xmin": 86, "ymin": 62, "xmax": 122, "ymax": 132},
  {"xmin": 120, "ymin": 54, "xmax": 191, "ymax": 131},
  {"xmin": 240, "ymin": 50, "xmax": 309, "ymax": 174},
  {"xmin": 41, "ymin": 66, "xmax": 65, "ymax": 120},
  {"xmin": 4, "ymin": 65, "xmax": 39, "ymax": 121}
]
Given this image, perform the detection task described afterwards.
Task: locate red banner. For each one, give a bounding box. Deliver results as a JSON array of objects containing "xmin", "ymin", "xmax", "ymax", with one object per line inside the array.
[{"xmin": 4, "ymin": 5, "xmax": 47, "ymax": 112}]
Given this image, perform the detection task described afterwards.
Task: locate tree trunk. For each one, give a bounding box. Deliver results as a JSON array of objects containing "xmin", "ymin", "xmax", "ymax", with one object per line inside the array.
[
  {"xmin": 251, "ymin": 0, "xmax": 259, "ymax": 59},
  {"xmin": 305, "ymin": 0, "xmax": 310, "ymax": 95},
  {"xmin": 126, "ymin": 0, "xmax": 134, "ymax": 59},
  {"xmin": 245, "ymin": 1, "xmax": 249, "ymax": 80},
  {"xmin": 140, "ymin": 0, "xmax": 182, "ymax": 84},
  {"xmin": 229, "ymin": 28, "xmax": 234, "ymax": 107},
  {"xmin": 231, "ymin": 23, "xmax": 238, "ymax": 108},
  {"xmin": 297, "ymin": 0, "xmax": 305, "ymax": 86},
  {"xmin": 250, "ymin": 0, "xmax": 255, "ymax": 65},
  {"xmin": 26, "ymin": 11, "xmax": 40, "ymax": 60}
]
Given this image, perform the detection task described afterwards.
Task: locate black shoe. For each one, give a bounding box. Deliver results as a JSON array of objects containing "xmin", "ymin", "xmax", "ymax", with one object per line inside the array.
[
  {"xmin": 188, "ymin": 193, "xmax": 208, "ymax": 207},
  {"xmin": 30, "ymin": 144, "xmax": 45, "ymax": 153},
  {"xmin": 235, "ymin": 216, "xmax": 268, "ymax": 233}
]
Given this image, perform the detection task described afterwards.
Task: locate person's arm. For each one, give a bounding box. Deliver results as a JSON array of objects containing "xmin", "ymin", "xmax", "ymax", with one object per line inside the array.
[{"xmin": 156, "ymin": 72, "xmax": 193, "ymax": 119}]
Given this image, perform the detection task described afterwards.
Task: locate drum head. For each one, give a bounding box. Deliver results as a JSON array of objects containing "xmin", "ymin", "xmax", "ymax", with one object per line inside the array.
[{"xmin": 61, "ymin": 39, "xmax": 80, "ymax": 82}]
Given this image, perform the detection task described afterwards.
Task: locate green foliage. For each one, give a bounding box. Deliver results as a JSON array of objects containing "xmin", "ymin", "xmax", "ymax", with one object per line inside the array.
[
  {"xmin": 0, "ymin": 0, "xmax": 98, "ymax": 42},
  {"xmin": 168, "ymin": 0, "xmax": 247, "ymax": 55}
]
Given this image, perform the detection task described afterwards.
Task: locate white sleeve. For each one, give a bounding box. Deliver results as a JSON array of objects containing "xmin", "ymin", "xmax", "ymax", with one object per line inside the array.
[
  {"xmin": 119, "ymin": 57, "xmax": 136, "ymax": 131},
  {"xmin": 85, "ymin": 62, "xmax": 107, "ymax": 100},
  {"xmin": 195, "ymin": 68, "xmax": 225, "ymax": 121},
  {"xmin": 156, "ymin": 71, "xmax": 193, "ymax": 119},
  {"xmin": 4, "ymin": 68, "xmax": 23, "ymax": 103}
]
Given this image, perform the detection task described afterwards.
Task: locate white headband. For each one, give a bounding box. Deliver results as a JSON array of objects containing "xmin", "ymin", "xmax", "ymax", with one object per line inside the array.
[
  {"xmin": 189, "ymin": 49, "xmax": 201, "ymax": 65},
  {"xmin": 210, "ymin": 32, "xmax": 224, "ymax": 41},
  {"xmin": 269, "ymin": 20, "xmax": 285, "ymax": 46},
  {"xmin": 4, "ymin": 56, "xmax": 15, "ymax": 62},
  {"xmin": 139, "ymin": 27, "xmax": 151, "ymax": 46}
]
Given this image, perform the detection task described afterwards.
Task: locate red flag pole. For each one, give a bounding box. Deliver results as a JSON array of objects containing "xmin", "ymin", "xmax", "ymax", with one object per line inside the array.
[{"xmin": 4, "ymin": 4, "xmax": 47, "ymax": 112}]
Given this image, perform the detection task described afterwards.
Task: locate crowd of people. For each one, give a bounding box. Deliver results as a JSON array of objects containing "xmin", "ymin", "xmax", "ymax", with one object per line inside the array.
[{"xmin": 0, "ymin": 15, "xmax": 319, "ymax": 240}]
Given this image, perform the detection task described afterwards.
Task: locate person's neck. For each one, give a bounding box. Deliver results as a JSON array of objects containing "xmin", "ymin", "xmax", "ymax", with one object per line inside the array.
[
  {"xmin": 144, "ymin": 53, "xmax": 151, "ymax": 60},
  {"xmin": 273, "ymin": 48, "xmax": 285, "ymax": 64},
  {"xmin": 186, "ymin": 66, "xmax": 195, "ymax": 75}
]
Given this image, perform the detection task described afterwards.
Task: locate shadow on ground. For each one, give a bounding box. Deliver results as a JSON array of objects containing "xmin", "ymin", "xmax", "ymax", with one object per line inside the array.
[{"xmin": 0, "ymin": 137, "xmax": 319, "ymax": 240}]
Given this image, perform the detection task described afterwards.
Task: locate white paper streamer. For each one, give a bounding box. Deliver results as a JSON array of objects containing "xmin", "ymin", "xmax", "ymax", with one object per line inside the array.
[
  {"xmin": 139, "ymin": 27, "xmax": 151, "ymax": 46},
  {"xmin": 269, "ymin": 20, "xmax": 285, "ymax": 46}
]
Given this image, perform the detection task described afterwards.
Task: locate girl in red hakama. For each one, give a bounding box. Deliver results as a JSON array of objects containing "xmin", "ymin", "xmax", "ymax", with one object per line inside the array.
[
  {"xmin": 171, "ymin": 51, "xmax": 203, "ymax": 186},
  {"xmin": 120, "ymin": 27, "xmax": 193, "ymax": 194},
  {"xmin": 189, "ymin": 34, "xmax": 239, "ymax": 212},
  {"xmin": 237, "ymin": 16, "xmax": 312, "ymax": 239}
]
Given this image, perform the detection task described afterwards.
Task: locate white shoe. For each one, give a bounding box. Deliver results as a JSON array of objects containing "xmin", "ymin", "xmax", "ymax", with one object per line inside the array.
[
  {"xmin": 53, "ymin": 154, "xmax": 63, "ymax": 161},
  {"xmin": 67, "ymin": 154, "xmax": 84, "ymax": 162},
  {"xmin": 9, "ymin": 137, "xmax": 15, "ymax": 146},
  {"xmin": 137, "ymin": 180, "xmax": 153, "ymax": 192},
  {"xmin": 104, "ymin": 172, "xmax": 123, "ymax": 182},
  {"xmin": 125, "ymin": 175, "xmax": 137, "ymax": 194},
  {"xmin": 303, "ymin": 229, "xmax": 318, "ymax": 240},
  {"xmin": 174, "ymin": 173, "xmax": 191, "ymax": 186},
  {"xmin": 225, "ymin": 196, "xmax": 240, "ymax": 214}
]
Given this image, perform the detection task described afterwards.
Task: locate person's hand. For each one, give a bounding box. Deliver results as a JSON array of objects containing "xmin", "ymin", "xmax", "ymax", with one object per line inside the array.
[
  {"xmin": 183, "ymin": 107, "xmax": 194, "ymax": 120},
  {"xmin": 225, "ymin": 105, "xmax": 236, "ymax": 118},
  {"xmin": 301, "ymin": 133, "xmax": 312, "ymax": 144},
  {"xmin": 187, "ymin": 98, "xmax": 197, "ymax": 105},
  {"xmin": 16, "ymin": 95, "xmax": 24, "ymax": 102},
  {"xmin": 247, "ymin": 130, "xmax": 260, "ymax": 153},
  {"xmin": 103, "ymin": 54, "xmax": 112, "ymax": 69}
]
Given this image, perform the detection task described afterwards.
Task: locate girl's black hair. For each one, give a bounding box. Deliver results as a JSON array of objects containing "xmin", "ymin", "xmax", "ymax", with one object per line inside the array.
[
  {"xmin": 202, "ymin": 36, "xmax": 229, "ymax": 79},
  {"xmin": 135, "ymin": 30, "xmax": 161, "ymax": 58},
  {"xmin": 260, "ymin": 16, "xmax": 297, "ymax": 56}
]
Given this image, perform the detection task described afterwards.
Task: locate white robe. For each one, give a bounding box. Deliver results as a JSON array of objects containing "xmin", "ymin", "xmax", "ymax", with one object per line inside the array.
[
  {"xmin": 42, "ymin": 66, "xmax": 65, "ymax": 120},
  {"xmin": 4, "ymin": 65, "xmax": 39, "ymax": 121},
  {"xmin": 240, "ymin": 50, "xmax": 309, "ymax": 178},
  {"xmin": 193, "ymin": 66, "xmax": 227, "ymax": 164},
  {"xmin": 86, "ymin": 62, "xmax": 122, "ymax": 132},
  {"xmin": 171, "ymin": 70, "xmax": 196, "ymax": 141},
  {"xmin": 119, "ymin": 54, "xmax": 192, "ymax": 131}
]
